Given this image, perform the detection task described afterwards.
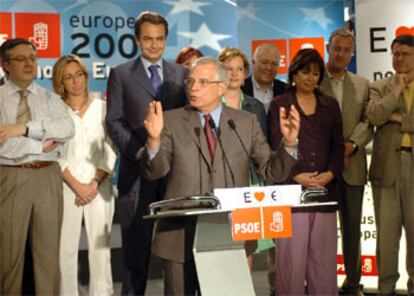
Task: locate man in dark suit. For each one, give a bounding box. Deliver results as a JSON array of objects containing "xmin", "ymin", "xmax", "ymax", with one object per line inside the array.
[
  {"xmin": 142, "ymin": 57, "xmax": 300, "ymax": 295},
  {"xmin": 242, "ymin": 43, "xmax": 286, "ymax": 112},
  {"xmin": 105, "ymin": 11, "xmax": 188, "ymax": 295}
]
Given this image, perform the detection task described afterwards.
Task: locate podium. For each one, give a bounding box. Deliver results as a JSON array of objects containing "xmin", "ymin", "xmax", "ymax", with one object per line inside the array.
[{"xmin": 145, "ymin": 186, "xmax": 336, "ymax": 296}]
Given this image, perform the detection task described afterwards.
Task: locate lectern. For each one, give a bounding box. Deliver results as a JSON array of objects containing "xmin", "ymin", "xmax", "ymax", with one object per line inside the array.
[{"xmin": 145, "ymin": 187, "xmax": 336, "ymax": 296}]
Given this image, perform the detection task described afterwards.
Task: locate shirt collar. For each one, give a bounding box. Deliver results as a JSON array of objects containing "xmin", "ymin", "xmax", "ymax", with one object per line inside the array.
[
  {"xmin": 141, "ymin": 56, "xmax": 163, "ymax": 72},
  {"xmin": 4, "ymin": 79, "xmax": 38, "ymax": 96},
  {"xmin": 221, "ymin": 92, "xmax": 245, "ymax": 110},
  {"xmin": 326, "ymin": 68, "xmax": 345, "ymax": 82},
  {"xmin": 252, "ymin": 76, "xmax": 273, "ymax": 92},
  {"xmin": 198, "ymin": 102, "xmax": 223, "ymax": 127}
]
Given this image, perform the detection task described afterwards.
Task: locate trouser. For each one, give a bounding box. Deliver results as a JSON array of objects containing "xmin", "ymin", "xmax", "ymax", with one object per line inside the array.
[
  {"xmin": 163, "ymin": 258, "xmax": 199, "ymax": 296},
  {"xmin": 372, "ymin": 151, "xmax": 414, "ymax": 295},
  {"xmin": 60, "ymin": 181, "xmax": 114, "ymax": 296},
  {"xmin": 275, "ymin": 211, "xmax": 338, "ymax": 295},
  {"xmin": 338, "ymin": 181, "xmax": 365, "ymax": 291},
  {"xmin": 0, "ymin": 163, "xmax": 62, "ymax": 295}
]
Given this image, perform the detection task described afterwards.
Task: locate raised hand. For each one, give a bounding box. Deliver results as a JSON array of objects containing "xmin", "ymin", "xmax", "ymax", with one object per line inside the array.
[
  {"xmin": 144, "ymin": 101, "xmax": 163, "ymax": 150},
  {"xmin": 280, "ymin": 104, "xmax": 300, "ymax": 145}
]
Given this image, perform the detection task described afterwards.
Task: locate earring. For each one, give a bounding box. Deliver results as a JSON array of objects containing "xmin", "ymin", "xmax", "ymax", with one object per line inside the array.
[{"xmin": 291, "ymin": 81, "xmax": 296, "ymax": 87}]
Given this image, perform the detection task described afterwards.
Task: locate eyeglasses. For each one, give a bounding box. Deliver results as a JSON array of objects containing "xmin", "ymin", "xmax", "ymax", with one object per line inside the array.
[
  {"xmin": 63, "ymin": 71, "xmax": 85, "ymax": 81},
  {"xmin": 7, "ymin": 55, "xmax": 37, "ymax": 63},
  {"xmin": 185, "ymin": 78, "xmax": 223, "ymax": 88},
  {"xmin": 391, "ymin": 52, "xmax": 414, "ymax": 59}
]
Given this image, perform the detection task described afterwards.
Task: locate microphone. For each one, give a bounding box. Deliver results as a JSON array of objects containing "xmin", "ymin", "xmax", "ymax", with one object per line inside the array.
[
  {"xmin": 227, "ymin": 119, "xmax": 263, "ymax": 184},
  {"xmin": 208, "ymin": 118, "xmax": 235, "ymax": 187}
]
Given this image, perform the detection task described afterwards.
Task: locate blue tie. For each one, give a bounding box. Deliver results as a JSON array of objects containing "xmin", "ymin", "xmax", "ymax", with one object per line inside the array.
[{"xmin": 148, "ymin": 64, "xmax": 162, "ymax": 98}]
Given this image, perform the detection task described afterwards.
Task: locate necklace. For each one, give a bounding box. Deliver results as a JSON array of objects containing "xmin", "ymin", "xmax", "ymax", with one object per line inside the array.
[{"xmin": 67, "ymin": 96, "xmax": 89, "ymax": 116}]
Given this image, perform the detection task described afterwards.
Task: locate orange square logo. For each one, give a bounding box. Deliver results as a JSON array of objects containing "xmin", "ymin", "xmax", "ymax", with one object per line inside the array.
[
  {"xmin": 0, "ymin": 12, "xmax": 12, "ymax": 45},
  {"xmin": 262, "ymin": 206, "xmax": 292, "ymax": 238},
  {"xmin": 251, "ymin": 39, "xmax": 288, "ymax": 75},
  {"xmin": 289, "ymin": 37, "xmax": 325, "ymax": 62},
  {"xmin": 231, "ymin": 207, "xmax": 262, "ymax": 241},
  {"xmin": 14, "ymin": 13, "xmax": 61, "ymax": 58}
]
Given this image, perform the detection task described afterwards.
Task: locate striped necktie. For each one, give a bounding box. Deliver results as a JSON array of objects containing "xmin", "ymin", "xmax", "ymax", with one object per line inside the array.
[{"xmin": 16, "ymin": 89, "xmax": 31, "ymax": 123}]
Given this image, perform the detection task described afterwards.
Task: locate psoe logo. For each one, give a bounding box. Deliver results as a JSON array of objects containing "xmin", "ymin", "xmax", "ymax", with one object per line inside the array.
[{"xmin": 0, "ymin": 12, "xmax": 61, "ymax": 58}]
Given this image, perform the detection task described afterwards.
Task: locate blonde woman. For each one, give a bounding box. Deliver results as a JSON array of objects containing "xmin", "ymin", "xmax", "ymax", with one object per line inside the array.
[{"xmin": 52, "ymin": 54, "xmax": 116, "ymax": 296}]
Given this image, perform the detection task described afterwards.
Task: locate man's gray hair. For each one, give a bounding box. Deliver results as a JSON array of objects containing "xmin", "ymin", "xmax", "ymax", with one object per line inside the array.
[
  {"xmin": 328, "ymin": 28, "xmax": 355, "ymax": 47},
  {"xmin": 253, "ymin": 43, "xmax": 281, "ymax": 62},
  {"xmin": 192, "ymin": 56, "xmax": 229, "ymax": 85}
]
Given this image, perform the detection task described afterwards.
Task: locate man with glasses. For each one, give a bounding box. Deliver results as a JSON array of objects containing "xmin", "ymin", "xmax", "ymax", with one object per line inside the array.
[
  {"xmin": 106, "ymin": 11, "xmax": 188, "ymax": 295},
  {"xmin": 141, "ymin": 57, "xmax": 300, "ymax": 295},
  {"xmin": 0, "ymin": 38, "xmax": 74, "ymax": 295},
  {"xmin": 242, "ymin": 43, "xmax": 286, "ymax": 112},
  {"xmin": 320, "ymin": 28, "xmax": 372, "ymax": 296},
  {"xmin": 367, "ymin": 34, "xmax": 414, "ymax": 295}
]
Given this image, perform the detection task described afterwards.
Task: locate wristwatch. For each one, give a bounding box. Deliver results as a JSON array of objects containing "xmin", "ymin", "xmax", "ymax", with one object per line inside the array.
[{"xmin": 24, "ymin": 122, "xmax": 29, "ymax": 137}]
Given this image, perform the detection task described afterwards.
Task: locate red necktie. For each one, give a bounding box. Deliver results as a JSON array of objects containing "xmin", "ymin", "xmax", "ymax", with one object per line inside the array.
[{"xmin": 204, "ymin": 114, "xmax": 216, "ymax": 161}]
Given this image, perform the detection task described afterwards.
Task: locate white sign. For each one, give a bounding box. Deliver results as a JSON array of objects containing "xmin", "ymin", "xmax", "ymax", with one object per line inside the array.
[
  {"xmin": 355, "ymin": 0, "xmax": 414, "ymax": 81},
  {"xmin": 214, "ymin": 184, "xmax": 302, "ymax": 211}
]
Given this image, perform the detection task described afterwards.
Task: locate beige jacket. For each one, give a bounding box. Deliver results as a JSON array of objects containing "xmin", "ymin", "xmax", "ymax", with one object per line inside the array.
[{"xmin": 320, "ymin": 71, "xmax": 373, "ymax": 186}]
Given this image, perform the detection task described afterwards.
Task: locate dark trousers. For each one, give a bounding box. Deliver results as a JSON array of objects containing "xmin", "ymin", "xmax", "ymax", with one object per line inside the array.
[
  {"xmin": 119, "ymin": 178, "xmax": 165, "ymax": 296},
  {"xmin": 338, "ymin": 180, "xmax": 365, "ymax": 291},
  {"xmin": 163, "ymin": 259, "xmax": 199, "ymax": 296}
]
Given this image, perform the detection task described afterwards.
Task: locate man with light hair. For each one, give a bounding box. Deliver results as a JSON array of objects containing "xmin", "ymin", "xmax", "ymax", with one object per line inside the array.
[
  {"xmin": 242, "ymin": 43, "xmax": 286, "ymax": 112},
  {"xmin": 320, "ymin": 28, "xmax": 372, "ymax": 296}
]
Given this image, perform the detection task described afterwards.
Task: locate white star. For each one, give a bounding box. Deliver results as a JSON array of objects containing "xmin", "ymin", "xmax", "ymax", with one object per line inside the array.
[
  {"xmin": 299, "ymin": 7, "xmax": 333, "ymax": 30},
  {"xmin": 237, "ymin": 3, "xmax": 260, "ymax": 21},
  {"xmin": 164, "ymin": 0, "xmax": 210, "ymax": 16},
  {"xmin": 179, "ymin": 23, "xmax": 232, "ymax": 52}
]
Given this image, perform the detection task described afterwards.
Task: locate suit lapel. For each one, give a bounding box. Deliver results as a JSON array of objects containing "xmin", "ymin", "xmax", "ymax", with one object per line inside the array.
[
  {"xmin": 342, "ymin": 72, "xmax": 356, "ymax": 116},
  {"xmin": 389, "ymin": 76, "xmax": 407, "ymax": 112},
  {"xmin": 183, "ymin": 107, "xmax": 212, "ymax": 166},
  {"xmin": 161, "ymin": 61, "xmax": 176, "ymax": 107},
  {"xmin": 131, "ymin": 57, "xmax": 156, "ymax": 98},
  {"xmin": 321, "ymin": 72, "xmax": 335, "ymax": 98}
]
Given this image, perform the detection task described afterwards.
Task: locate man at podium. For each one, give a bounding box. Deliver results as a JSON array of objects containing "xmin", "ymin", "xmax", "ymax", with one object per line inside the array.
[{"xmin": 141, "ymin": 57, "xmax": 300, "ymax": 295}]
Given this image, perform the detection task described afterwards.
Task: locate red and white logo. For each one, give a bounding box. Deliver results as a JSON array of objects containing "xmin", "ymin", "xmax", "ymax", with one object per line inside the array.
[
  {"xmin": 0, "ymin": 12, "xmax": 61, "ymax": 58},
  {"xmin": 337, "ymin": 254, "xmax": 378, "ymax": 276}
]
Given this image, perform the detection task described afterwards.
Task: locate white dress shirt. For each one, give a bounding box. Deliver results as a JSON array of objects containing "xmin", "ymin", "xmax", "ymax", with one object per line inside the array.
[{"xmin": 0, "ymin": 80, "xmax": 74, "ymax": 164}]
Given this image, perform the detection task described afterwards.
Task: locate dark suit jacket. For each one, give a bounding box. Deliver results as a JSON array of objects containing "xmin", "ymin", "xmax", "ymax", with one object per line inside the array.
[
  {"xmin": 242, "ymin": 76, "xmax": 287, "ymax": 99},
  {"xmin": 106, "ymin": 57, "xmax": 188, "ymax": 227},
  {"xmin": 141, "ymin": 105, "xmax": 297, "ymax": 263},
  {"xmin": 242, "ymin": 93, "xmax": 267, "ymax": 136},
  {"xmin": 268, "ymin": 91, "xmax": 344, "ymax": 202}
]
